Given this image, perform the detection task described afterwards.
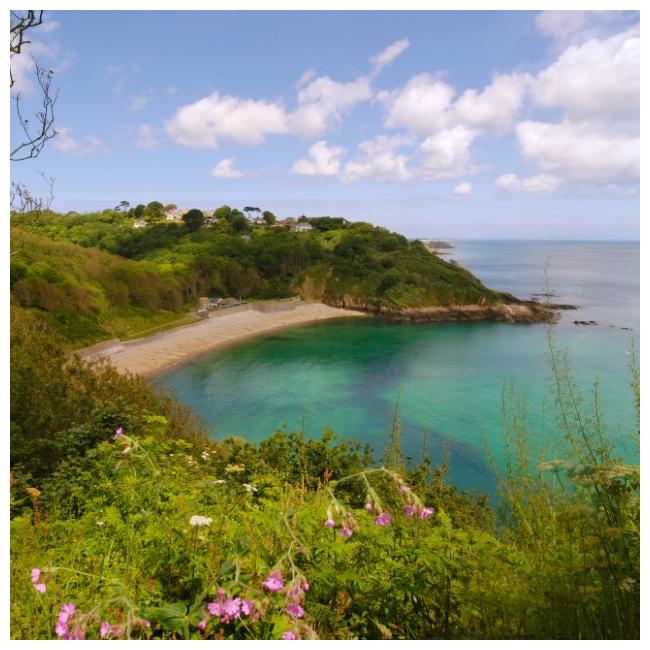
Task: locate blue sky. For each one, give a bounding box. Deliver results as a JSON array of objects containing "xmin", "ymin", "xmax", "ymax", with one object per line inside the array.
[{"xmin": 10, "ymin": 10, "xmax": 640, "ymax": 239}]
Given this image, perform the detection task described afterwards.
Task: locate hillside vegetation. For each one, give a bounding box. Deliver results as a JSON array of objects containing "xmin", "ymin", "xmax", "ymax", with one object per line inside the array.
[
  {"xmin": 11, "ymin": 208, "xmax": 501, "ymax": 345},
  {"xmin": 10, "ymin": 311, "xmax": 640, "ymax": 639}
]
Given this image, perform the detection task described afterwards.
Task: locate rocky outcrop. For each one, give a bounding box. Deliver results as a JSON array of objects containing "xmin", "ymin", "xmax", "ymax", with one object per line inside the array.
[{"xmin": 322, "ymin": 291, "xmax": 572, "ymax": 324}]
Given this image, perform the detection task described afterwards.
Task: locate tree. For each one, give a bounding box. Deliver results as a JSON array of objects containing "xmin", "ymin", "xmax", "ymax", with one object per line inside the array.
[
  {"xmin": 182, "ymin": 209, "xmax": 204, "ymax": 232},
  {"xmin": 243, "ymin": 206, "xmax": 261, "ymax": 220},
  {"xmin": 10, "ymin": 11, "xmax": 58, "ymax": 161},
  {"xmin": 133, "ymin": 204, "xmax": 146, "ymax": 218},
  {"xmin": 229, "ymin": 211, "xmax": 249, "ymax": 234},
  {"xmin": 115, "ymin": 201, "xmax": 130, "ymax": 212},
  {"xmin": 262, "ymin": 210, "xmax": 276, "ymax": 225},
  {"xmin": 164, "ymin": 203, "xmax": 177, "ymax": 211}
]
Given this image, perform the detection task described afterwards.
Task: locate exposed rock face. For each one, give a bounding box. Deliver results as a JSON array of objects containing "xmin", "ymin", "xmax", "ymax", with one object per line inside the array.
[{"xmin": 322, "ymin": 292, "xmax": 566, "ymax": 324}]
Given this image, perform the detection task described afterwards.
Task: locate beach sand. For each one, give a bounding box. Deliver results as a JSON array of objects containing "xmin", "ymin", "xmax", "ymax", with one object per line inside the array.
[{"xmin": 78, "ymin": 302, "xmax": 367, "ymax": 377}]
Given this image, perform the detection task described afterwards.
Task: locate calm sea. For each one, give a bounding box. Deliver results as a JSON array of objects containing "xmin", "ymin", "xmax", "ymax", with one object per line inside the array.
[{"xmin": 154, "ymin": 240, "xmax": 639, "ymax": 496}]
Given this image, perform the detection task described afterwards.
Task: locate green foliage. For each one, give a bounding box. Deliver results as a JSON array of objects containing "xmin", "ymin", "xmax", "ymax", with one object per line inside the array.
[
  {"xmin": 8, "ymin": 315, "xmax": 640, "ymax": 639},
  {"xmin": 182, "ymin": 209, "xmax": 204, "ymax": 232}
]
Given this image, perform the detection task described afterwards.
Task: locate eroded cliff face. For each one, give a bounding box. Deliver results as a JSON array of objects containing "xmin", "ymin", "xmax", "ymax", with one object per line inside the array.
[{"xmin": 319, "ymin": 295, "xmax": 554, "ymax": 324}]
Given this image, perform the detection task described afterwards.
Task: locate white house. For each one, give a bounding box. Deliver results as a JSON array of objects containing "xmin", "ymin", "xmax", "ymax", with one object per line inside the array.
[
  {"xmin": 291, "ymin": 222, "xmax": 314, "ymax": 233},
  {"xmin": 133, "ymin": 220, "xmax": 149, "ymax": 229}
]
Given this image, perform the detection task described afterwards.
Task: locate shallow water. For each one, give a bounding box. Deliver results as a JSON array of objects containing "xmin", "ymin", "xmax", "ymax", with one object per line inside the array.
[{"xmin": 154, "ymin": 241, "xmax": 639, "ymax": 496}]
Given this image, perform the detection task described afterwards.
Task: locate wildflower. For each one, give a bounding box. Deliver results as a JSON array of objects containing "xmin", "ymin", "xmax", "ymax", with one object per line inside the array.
[
  {"xmin": 283, "ymin": 631, "xmax": 298, "ymax": 640},
  {"xmin": 403, "ymin": 504, "xmax": 417, "ymax": 517},
  {"xmin": 324, "ymin": 518, "xmax": 336, "ymax": 528},
  {"xmin": 214, "ymin": 479, "xmax": 227, "ymax": 485},
  {"xmin": 34, "ymin": 583, "xmax": 46, "ymax": 594},
  {"xmin": 339, "ymin": 526, "xmax": 353, "ymax": 538},
  {"xmin": 55, "ymin": 602, "xmax": 77, "ymax": 639},
  {"xmin": 262, "ymin": 571, "xmax": 284, "ymax": 592},
  {"xmin": 286, "ymin": 603, "xmax": 305, "ymax": 619},
  {"xmin": 198, "ymin": 620, "xmax": 207, "ymax": 631},
  {"xmin": 419, "ymin": 507, "xmax": 435, "ymax": 520},
  {"xmin": 113, "ymin": 427, "xmax": 123, "ymax": 440},
  {"xmin": 96, "ymin": 521, "xmax": 104, "ymax": 527},
  {"xmin": 31, "ymin": 568, "xmax": 41, "ymax": 584},
  {"xmin": 375, "ymin": 512, "xmax": 392, "ymax": 526},
  {"xmin": 364, "ymin": 502, "xmax": 374, "ymax": 511},
  {"xmin": 189, "ymin": 515, "xmax": 213, "ymax": 527},
  {"xmin": 300, "ymin": 581, "xmax": 310, "ymax": 592},
  {"xmin": 243, "ymin": 483, "xmax": 258, "ymax": 493},
  {"xmin": 399, "ymin": 485, "xmax": 411, "ymax": 494},
  {"xmin": 100, "ymin": 621, "xmax": 112, "ymax": 639},
  {"xmin": 138, "ymin": 619, "xmax": 151, "ymax": 629},
  {"xmin": 221, "ymin": 597, "xmax": 242, "ymax": 623},
  {"xmin": 241, "ymin": 599, "xmax": 254, "ymax": 616},
  {"xmin": 58, "ymin": 602, "xmax": 77, "ymax": 622}
]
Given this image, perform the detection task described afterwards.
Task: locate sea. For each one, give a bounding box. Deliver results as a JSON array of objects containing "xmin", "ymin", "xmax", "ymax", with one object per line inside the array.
[{"xmin": 154, "ymin": 240, "xmax": 640, "ymax": 497}]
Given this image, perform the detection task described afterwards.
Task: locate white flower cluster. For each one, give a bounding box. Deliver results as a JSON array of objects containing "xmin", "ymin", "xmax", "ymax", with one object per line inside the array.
[{"xmin": 189, "ymin": 515, "xmax": 213, "ymax": 527}]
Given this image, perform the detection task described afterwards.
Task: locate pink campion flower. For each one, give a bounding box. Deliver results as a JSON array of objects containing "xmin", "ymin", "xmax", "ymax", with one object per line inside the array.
[
  {"xmin": 34, "ymin": 583, "xmax": 46, "ymax": 594},
  {"xmin": 220, "ymin": 597, "xmax": 242, "ymax": 623},
  {"xmin": 283, "ymin": 631, "xmax": 298, "ymax": 640},
  {"xmin": 197, "ymin": 620, "xmax": 207, "ymax": 632},
  {"xmin": 419, "ymin": 507, "xmax": 435, "ymax": 520},
  {"xmin": 100, "ymin": 621, "xmax": 112, "ymax": 639},
  {"xmin": 207, "ymin": 601, "xmax": 222, "ymax": 618},
  {"xmin": 364, "ymin": 502, "xmax": 374, "ymax": 511},
  {"xmin": 114, "ymin": 427, "xmax": 123, "ymax": 440},
  {"xmin": 300, "ymin": 582, "xmax": 310, "ymax": 592},
  {"xmin": 403, "ymin": 504, "xmax": 417, "ymax": 517},
  {"xmin": 324, "ymin": 518, "xmax": 336, "ymax": 528},
  {"xmin": 339, "ymin": 527, "xmax": 353, "ymax": 538},
  {"xmin": 375, "ymin": 512, "xmax": 392, "ymax": 526},
  {"xmin": 241, "ymin": 600, "xmax": 254, "ymax": 616},
  {"xmin": 262, "ymin": 571, "xmax": 284, "ymax": 592},
  {"xmin": 31, "ymin": 568, "xmax": 41, "ymax": 584},
  {"xmin": 55, "ymin": 621, "xmax": 68, "ymax": 638},
  {"xmin": 137, "ymin": 619, "xmax": 151, "ymax": 629},
  {"xmin": 399, "ymin": 485, "xmax": 411, "ymax": 494},
  {"xmin": 285, "ymin": 603, "xmax": 305, "ymax": 619},
  {"xmin": 58, "ymin": 602, "xmax": 77, "ymax": 623}
]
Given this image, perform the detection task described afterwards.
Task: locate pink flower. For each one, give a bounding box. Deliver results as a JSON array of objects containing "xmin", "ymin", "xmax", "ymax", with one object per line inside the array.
[
  {"xmin": 207, "ymin": 601, "xmax": 222, "ymax": 618},
  {"xmin": 100, "ymin": 621, "xmax": 112, "ymax": 639},
  {"xmin": 220, "ymin": 597, "xmax": 242, "ymax": 623},
  {"xmin": 55, "ymin": 621, "xmax": 68, "ymax": 638},
  {"xmin": 262, "ymin": 571, "xmax": 284, "ymax": 592},
  {"xmin": 300, "ymin": 582, "xmax": 310, "ymax": 592},
  {"xmin": 399, "ymin": 485, "xmax": 410, "ymax": 494},
  {"xmin": 31, "ymin": 568, "xmax": 41, "ymax": 584},
  {"xmin": 283, "ymin": 631, "xmax": 298, "ymax": 639},
  {"xmin": 339, "ymin": 526, "xmax": 353, "ymax": 538},
  {"xmin": 324, "ymin": 518, "xmax": 336, "ymax": 528},
  {"xmin": 375, "ymin": 512, "xmax": 392, "ymax": 526},
  {"xmin": 241, "ymin": 599, "xmax": 254, "ymax": 616},
  {"xmin": 364, "ymin": 502, "xmax": 374, "ymax": 511},
  {"xmin": 114, "ymin": 427, "xmax": 123, "ymax": 440},
  {"xmin": 58, "ymin": 602, "xmax": 77, "ymax": 623},
  {"xmin": 403, "ymin": 504, "xmax": 417, "ymax": 517},
  {"xmin": 137, "ymin": 619, "xmax": 151, "ymax": 629},
  {"xmin": 34, "ymin": 583, "xmax": 46, "ymax": 594},
  {"xmin": 419, "ymin": 507, "xmax": 435, "ymax": 520},
  {"xmin": 286, "ymin": 603, "xmax": 305, "ymax": 619},
  {"xmin": 198, "ymin": 620, "xmax": 207, "ymax": 632}
]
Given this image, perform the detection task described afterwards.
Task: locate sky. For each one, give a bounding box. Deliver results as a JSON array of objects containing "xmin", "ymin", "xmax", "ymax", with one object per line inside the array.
[{"xmin": 9, "ymin": 9, "xmax": 640, "ymax": 239}]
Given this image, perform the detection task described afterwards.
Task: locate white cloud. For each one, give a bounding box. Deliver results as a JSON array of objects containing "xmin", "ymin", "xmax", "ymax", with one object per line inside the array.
[
  {"xmin": 165, "ymin": 92, "xmax": 289, "ymax": 148},
  {"xmin": 453, "ymin": 182, "xmax": 473, "ymax": 195},
  {"xmin": 53, "ymin": 127, "xmax": 108, "ymax": 156},
  {"xmin": 135, "ymin": 124, "xmax": 158, "ymax": 150},
  {"xmin": 379, "ymin": 73, "xmax": 455, "ymax": 136},
  {"xmin": 515, "ymin": 120, "xmax": 639, "ymax": 184},
  {"xmin": 495, "ymin": 173, "xmax": 561, "ymax": 193},
  {"xmin": 10, "ymin": 40, "xmax": 51, "ymax": 94},
  {"xmin": 418, "ymin": 126, "xmax": 476, "ymax": 180},
  {"xmin": 532, "ymin": 28, "xmax": 639, "ymax": 121},
  {"xmin": 290, "ymin": 75, "xmax": 373, "ymax": 138},
  {"xmin": 370, "ymin": 38, "xmax": 410, "ymax": 75},
  {"xmin": 341, "ymin": 136, "xmax": 411, "ymax": 183},
  {"xmin": 454, "ymin": 73, "xmax": 531, "ymax": 132},
  {"xmin": 535, "ymin": 10, "xmax": 636, "ymax": 47},
  {"xmin": 292, "ymin": 140, "xmax": 345, "ymax": 176},
  {"xmin": 211, "ymin": 158, "xmax": 246, "ymax": 178}
]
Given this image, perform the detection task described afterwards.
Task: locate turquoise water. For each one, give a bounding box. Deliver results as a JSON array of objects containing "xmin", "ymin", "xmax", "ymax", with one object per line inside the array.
[{"xmin": 154, "ymin": 241, "xmax": 639, "ymax": 496}]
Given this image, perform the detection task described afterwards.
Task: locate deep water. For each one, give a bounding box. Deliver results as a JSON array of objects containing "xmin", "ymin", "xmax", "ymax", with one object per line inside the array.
[{"xmin": 154, "ymin": 240, "xmax": 639, "ymax": 497}]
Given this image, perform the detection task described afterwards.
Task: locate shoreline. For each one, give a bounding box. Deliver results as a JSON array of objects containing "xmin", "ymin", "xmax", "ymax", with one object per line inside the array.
[{"xmin": 77, "ymin": 302, "xmax": 368, "ymax": 378}]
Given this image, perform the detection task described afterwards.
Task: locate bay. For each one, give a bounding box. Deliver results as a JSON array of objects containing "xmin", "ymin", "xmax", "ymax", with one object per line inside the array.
[{"xmin": 154, "ymin": 240, "xmax": 639, "ymax": 496}]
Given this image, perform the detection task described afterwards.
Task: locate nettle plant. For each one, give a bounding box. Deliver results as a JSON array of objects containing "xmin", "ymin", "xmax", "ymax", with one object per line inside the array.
[{"xmin": 26, "ymin": 425, "xmax": 439, "ymax": 640}]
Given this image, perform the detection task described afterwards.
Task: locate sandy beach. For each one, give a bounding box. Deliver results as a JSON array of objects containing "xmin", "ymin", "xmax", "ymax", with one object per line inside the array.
[{"xmin": 78, "ymin": 302, "xmax": 367, "ymax": 377}]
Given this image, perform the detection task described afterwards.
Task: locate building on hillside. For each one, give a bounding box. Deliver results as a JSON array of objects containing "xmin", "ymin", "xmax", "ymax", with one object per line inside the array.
[
  {"xmin": 133, "ymin": 220, "xmax": 149, "ymax": 229},
  {"xmin": 164, "ymin": 208, "xmax": 186, "ymax": 221},
  {"xmin": 278, "ymin": 217, "xmax": 296, "ymax": 228},
  {"xmin": 291, "ymin": 221, "xmax": 314, "ymax": 233}
]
